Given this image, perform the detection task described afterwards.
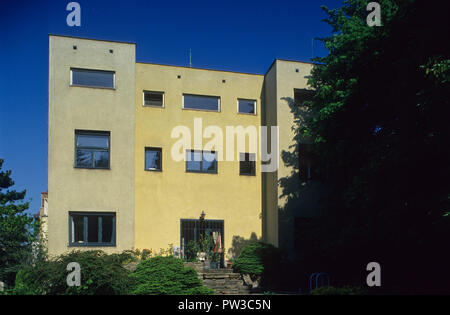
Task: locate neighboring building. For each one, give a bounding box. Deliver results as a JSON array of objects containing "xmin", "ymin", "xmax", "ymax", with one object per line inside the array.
[{"xmin": 47, "ymin": 35, "xmax": 322, "ymax": 260}]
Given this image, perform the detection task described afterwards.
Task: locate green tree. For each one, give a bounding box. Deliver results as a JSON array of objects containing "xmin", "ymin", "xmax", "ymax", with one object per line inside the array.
[
  {"xmin": 0, "ymin": 158, "xmax": 38, "ymax": 286},
  {"xmin": 282, "ymin": 0, "xmax": 450, "ymax": 293}
]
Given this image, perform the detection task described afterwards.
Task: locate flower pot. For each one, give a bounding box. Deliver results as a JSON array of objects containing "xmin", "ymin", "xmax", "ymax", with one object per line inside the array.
[{"xmin": 210, "ymin": 261, "xmax": 219, "ymax": 269}]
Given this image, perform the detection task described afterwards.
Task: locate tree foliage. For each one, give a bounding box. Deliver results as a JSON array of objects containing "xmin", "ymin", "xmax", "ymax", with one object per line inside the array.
[
  {"xmin": 0, "ymin": 158, "xmax": 38, "ymax": 286},
  {"xmin": 13, "ymin": 250, "xmax": 135, "ymax": 295},
  {"xmin": 282, "ymin": 0, "xmax": 450, "ymax": 293}
]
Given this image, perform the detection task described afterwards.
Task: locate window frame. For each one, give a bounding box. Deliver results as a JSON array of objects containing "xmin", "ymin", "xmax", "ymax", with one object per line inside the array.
[
  {"xmin": 68, "ymin": 212, "xmax": 116, "ymax": 247},
  {"xmin": 145, "ymin": 147, "xmax": 163, "ymax": 171},
  {"xmin": 237, "ymin": 99, "xmax": 257, "ymax": 115},
  {"xmin": 74, "ymin": 130, "xmax": 111, "ymax": 170},
  {"xmin": 143, "ymin": 90, "xmax": 165, "ymax": 108},
  {"xmin": 185, "ymin": 149, "xmax": 218, "ymax": 174},
  {"xmin": 182, "ymin": 94, "xmax": 221, "ymax": 112},
  {"xmin": 70, "ymin": 68, "xmax": 116, "ymax": 89},
  {"xmin": 239, "ymin": 152, "xmax": 256, "ymax": 176}
]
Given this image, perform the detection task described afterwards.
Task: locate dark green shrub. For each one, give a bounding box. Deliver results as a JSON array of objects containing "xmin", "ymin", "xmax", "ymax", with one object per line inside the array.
[
  {"xmin": 13, "ymin": 250, "xmax": 134, "ymax": 295},
  {"xmin": 232, "ymin": 242, "xmax": 281, "ymax": 278},
  {"xmin": 310, "ymin": 286, "xmax": 366, "ymax": 295},
  {"xmin": 130, "ymin": 256, "xmax": 213, "ymax": 295},
  {"xmin": 184, "ymin": 240, "xmax": 200, "ymax": 262}
]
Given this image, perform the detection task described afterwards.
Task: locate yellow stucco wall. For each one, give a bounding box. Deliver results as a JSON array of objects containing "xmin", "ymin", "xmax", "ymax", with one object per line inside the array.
[
  {"xmin": 134, "ymin": 63, "xmax": 264, "ymax": 258},
  {"xmin": 48, "ymin": 36, "xmax": 135, "ymax": 255},
  {"xmin": 47, "ymin": 35, "xmax": 315, "ymax": 257}
]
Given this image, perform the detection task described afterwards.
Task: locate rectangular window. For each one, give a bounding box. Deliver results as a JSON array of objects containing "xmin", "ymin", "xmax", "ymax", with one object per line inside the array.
[
  {"xmin": 298, "ymin": 143, "xmax": 322, "ymax": 180},
  {"xmin": 294, "ymin": 89, "xmax": 314, "ymax": 106},
  {"xmin": 75, "ymin": 131, "xmax": 110, "ymax": 169},
  {"xmin": 71, "ymin": 68, "xmax": 115, "ymax": 89},
  {"xmin": 183, "ymin": 94, "xmax": 220, "ymax": 111},
  {"xmin": 145, "ymin": 147, "xmax": 162, "ymax": 171},
  {"xmin": 186, "ymin": 150, "xmax": 217, "ymax": 173},
  {"xmin": 69, "ymin": 212, "xmax": 116, "ymax": 246},
  {"xmin": 238, "ymin": 99, "xmax": 256, "ymax": 115},
  {"xmin": 143, "ymin": 91, "xmax": 164, "ymax": 107},
  {"xmin": 239, "ymin": 152, "xmax": 256, "ymax": 176}
]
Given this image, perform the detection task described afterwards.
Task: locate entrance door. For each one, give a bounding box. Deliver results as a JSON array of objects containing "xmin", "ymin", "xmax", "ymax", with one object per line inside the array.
[{"xmin": 180, "ymin": 219, "xmax": 224, "ymax": 267}]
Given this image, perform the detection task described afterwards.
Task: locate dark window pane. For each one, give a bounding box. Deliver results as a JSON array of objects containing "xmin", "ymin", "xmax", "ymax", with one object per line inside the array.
[
  {"xmin": 87, "ymin": 216, "xmax": 99, "ymax": 243},
  {"xmin": 238, "ymin": 99, "xmax": 255, "ymax": 114},
  {"xmin": 72, "ymin": 215, "xmax": 84, "ymax": 243},
  {"xmin": 202, "ymin": 152, "xmax": 217, "ymax": 172},
  {"xmin": 144, "ymin": 92, "xmax": 163, "ymax": 106},
  {"xmin": 76, "ymin": 150, "xmax": 93, "ymax": 168},
  {"xmin": 183, "ymin": 94, "xmax": 219, "ymax": 111},
  {"xmin": 94, "ymin": 151, "xmax": 109, "ymax": 168},
  {"xmin": 186, "ymin": 151, "xmax": 201, "ymax": 171},
  {"xmin": 145, "ymin": 148, "xmax": 162, "ymax": 170},
  {"xmin": 101, "ymin": 216, "xmax": 113, "ymax": 243},
  {"xmin": 76, "ymin": 134, "xmax": 109, "ymax": 149},
  {"xmin": 294, "ymin": 89, "xmax": 314, "ymax": 105},
  {"xmin": 72, "ymin": 69, "xmax": 114, "ymax": 88},
  {"xmin": 240, "ymin": 153, "xmax": 256, "ymax": 175}
]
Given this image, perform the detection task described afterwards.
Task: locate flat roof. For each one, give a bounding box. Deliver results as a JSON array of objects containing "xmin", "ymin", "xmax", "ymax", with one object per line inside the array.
[
  {"xmin": 49, "ymin": 34, "xmax": 314, "ymax": 75},
  {"xmin": 137, "ymin": 61, "xmax": 265, "ymax": 77},
  {"xmin": 49, "ymin": 34, "xmax": 136, "ymax": 45}
]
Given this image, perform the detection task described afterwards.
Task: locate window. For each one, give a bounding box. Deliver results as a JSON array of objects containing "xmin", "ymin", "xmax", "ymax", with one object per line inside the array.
[
  {"xmin": 183, "ymin": 94, "xmax": 220, "ymax": 111},
  {"xmin": 75, "ymin": 131, "xmax": 110, "ymax": 169},
  {"xmin": 143, "ymin": 91, "xmax": 164, "ymax": 107},
  {"xmin": 238, "ymin": 99, "xmax": 256, "ymax": 115},
  {"xmin": 294, "ymin": 89, "xmax": 314, "ymax": 105},
  {"xmin": 186, "ymin": 150, "xmax": 217, "ymax": 173},
  {"xmin": 298, "ymin": 143, "xmax": 321, "ymax": 180},
  {"xmin": 71, "ymin": 68, "xmax": 115, "ymax": 89},
  {"xmin": 239, "ymin": 153, "xmax": 256, "ymax": 176},
  {"xmin": 145, "ymin": 147, "xmax": 162, "ymax": 171},
  {"xmin": 69, "ymin": 212, "xmax": 116, "ymax": 246}
]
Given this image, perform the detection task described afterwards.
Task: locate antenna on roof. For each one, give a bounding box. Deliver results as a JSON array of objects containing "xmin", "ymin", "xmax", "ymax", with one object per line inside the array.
[
  {"xmin": 311, "ymin": 38, "xmax": 314, "ymax": 60},
  {"xmin": 189, "ymin": 48, "xmax": 192, "ymax": 68}
]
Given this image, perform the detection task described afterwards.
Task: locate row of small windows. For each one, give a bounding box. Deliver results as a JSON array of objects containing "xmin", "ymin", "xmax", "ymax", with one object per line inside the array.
[
  {"xmin": 74, "ymin": 130, "xmax": 256, "ymax": 176},
  {"xmin": 144, "ymin": 91, "xmax": 256, "ymax": 114},
  {"xmin": 68, "ymin": 68, "xmax": 256, "ymax": 114},
  {"xmin": 146, "ymin": 148, "xmax": 255, "ymax": 175}
]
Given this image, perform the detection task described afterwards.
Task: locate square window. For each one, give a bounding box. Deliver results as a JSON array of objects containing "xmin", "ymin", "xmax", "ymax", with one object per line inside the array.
[
  {"xmin": 294, "ymin": 89, "xmax": 314, "ymax": 106},
  {"xmin": 238, "ymin": 99, "xmax": 256, "ymax": 114},
  {"xmin": 143, "ymin": 91, "xmax": 164, "ymax": 107},
  {"xmin": 145, "ymin": 147, "xmax": 162, "ymax": 171},
  {"xmin": 239, "ymin": 153, "xmax": 256, "ymax": 176},
  {"xmin": 75, "ymin": 131, "xmax": 110, "ymax": 169}
]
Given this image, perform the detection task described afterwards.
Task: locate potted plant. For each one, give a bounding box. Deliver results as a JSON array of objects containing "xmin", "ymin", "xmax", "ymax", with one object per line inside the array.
[{"xmin": 209, "ymin": 251, "xmax": 220, "ymax": 269}]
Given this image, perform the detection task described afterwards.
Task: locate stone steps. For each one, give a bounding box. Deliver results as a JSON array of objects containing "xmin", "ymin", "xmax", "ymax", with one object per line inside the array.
[{"xmin": 185, "ymin": 262, "xmax": 259, "ymax": 295}]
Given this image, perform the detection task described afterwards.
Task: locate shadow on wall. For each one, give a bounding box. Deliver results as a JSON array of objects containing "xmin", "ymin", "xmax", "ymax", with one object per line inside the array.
[
  {"xmin": 228, "ymin": 232, "xmax": 260, "ymax": 260},
  {"xmin": 277, "ymin": 95, "xmax": 328, "ymax": 260}
]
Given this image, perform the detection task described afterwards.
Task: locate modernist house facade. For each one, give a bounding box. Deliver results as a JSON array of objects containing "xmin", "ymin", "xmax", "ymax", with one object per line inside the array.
[{"xmin": 47, "ymin": 35, "xmax": 321, "ymax": 260}]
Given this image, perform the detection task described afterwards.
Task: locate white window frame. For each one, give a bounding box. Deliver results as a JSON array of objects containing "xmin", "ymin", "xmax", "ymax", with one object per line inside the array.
[
  {"xmin": 182, "ymin": 94, "xmax": 221, "ymax": 112},
  {"xmin": 143, "ymin": 90, "xmax": 165, "ymax": 108},
  {"xmin": 70, "ymin": 68, "xmax": 116, "ymax": 89},
  {"xmin": 237, "ymin": 99, "xmax": 257, "ymax": 115}
]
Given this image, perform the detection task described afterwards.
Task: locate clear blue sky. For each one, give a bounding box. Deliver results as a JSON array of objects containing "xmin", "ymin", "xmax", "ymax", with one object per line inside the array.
[{"xmin": 0, "ymin": 0, "xmax": 342, "ymax": 215}]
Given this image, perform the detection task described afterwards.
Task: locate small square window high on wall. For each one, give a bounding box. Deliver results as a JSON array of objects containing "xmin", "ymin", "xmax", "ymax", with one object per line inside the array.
[{"xmin": 145, "ymin": 147, "xmax": 162, "ymax": 171}]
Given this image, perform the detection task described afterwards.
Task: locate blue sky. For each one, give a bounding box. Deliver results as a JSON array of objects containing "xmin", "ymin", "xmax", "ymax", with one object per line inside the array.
[{"xmin": 0, "ymin": 0, "xmax": 342, "ymax": 215}]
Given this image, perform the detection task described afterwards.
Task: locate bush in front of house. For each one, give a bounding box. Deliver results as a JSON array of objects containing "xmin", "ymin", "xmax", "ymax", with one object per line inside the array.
[
  {"xmin": 232, "ymin": 242, "xmax": 281, "ymax": 288},
  {"xmin": 13, "ymin": 250, "xmax": 135, "ymax": 295},
  {"xmin": 310, "ymin": 286, "xmax": 366, "ymax": 295},
  {"xmin": 130, "ymin": 256, "xmax": 213, "ymax": 295}
]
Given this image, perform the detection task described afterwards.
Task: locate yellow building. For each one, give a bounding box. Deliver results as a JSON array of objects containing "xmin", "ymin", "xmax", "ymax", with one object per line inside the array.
[{"xmin": 47, "ymin": 35, "xmax": 319, "ymax": 261}]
